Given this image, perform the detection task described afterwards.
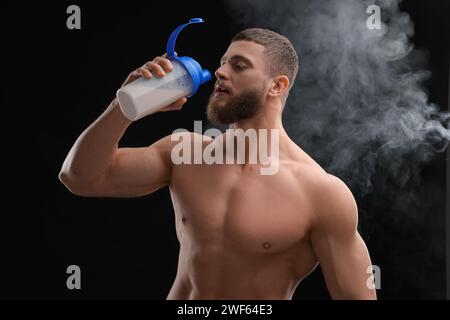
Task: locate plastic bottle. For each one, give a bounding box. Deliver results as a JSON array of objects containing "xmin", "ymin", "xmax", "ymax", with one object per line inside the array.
[{"xmin": 117, "ymin": 18, "xmax": 211, "ymax": 121}]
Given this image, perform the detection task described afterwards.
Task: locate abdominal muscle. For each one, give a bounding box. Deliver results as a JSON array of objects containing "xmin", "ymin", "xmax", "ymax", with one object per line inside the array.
[{"xmin": 166, "ymin": 235, "xmax": 317, "ymax": 300}]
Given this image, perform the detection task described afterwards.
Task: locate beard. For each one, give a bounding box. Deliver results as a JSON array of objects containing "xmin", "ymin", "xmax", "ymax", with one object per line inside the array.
[{"xmin": 206, "ymin": 87, "xmax": 265, "ymax": 125}]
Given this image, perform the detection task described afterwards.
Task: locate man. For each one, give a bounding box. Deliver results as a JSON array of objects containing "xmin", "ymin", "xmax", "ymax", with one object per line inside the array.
[{"xmin": 59, "ymin": 28, "xmax": 377, "ymax": 300}]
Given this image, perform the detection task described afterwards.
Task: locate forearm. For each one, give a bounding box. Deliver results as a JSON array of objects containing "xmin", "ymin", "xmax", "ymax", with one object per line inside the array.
[{"xmin": 60, "ymin": 99, "xmax": 132, "ymax": 185}]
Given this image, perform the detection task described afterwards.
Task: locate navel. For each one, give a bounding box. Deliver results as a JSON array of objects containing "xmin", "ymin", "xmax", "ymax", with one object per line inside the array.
[{"xmin": 181, "ymin": 216, "xmax": 187, "ymax": 224}]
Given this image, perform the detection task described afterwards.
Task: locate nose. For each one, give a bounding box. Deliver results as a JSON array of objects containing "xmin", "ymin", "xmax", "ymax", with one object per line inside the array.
[{"xmin": 215, "ymin": 64, "xmax": 230, "ymax": 81}]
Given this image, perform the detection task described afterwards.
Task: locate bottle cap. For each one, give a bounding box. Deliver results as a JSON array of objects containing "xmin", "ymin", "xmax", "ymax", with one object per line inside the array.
[{"xmin": 166, "ymin": 18, "xmax": 212, "ymax": 96}]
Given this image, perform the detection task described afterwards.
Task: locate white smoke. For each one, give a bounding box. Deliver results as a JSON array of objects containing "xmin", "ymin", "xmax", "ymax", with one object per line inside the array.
[{"xmin": 224, "ymin": 0, "xmax": 449, "ymax": 195}]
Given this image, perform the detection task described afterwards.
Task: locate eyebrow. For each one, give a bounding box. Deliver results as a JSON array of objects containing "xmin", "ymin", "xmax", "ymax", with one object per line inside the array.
[{"xmin": 220, "ymin": 55, "xmax": 254, "ymax": 67}]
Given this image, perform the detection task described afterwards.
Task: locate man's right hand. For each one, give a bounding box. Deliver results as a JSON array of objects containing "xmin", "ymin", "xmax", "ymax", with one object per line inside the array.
[{"xmin": 121, "ymin": 53, "xmax": 188, "ymax": 112}]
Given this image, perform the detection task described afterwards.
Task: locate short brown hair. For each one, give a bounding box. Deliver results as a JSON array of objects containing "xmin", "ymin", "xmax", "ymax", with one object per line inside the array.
[{"xmin": 232, "ymin": 28, "xmax": 299, "ymax": 96}]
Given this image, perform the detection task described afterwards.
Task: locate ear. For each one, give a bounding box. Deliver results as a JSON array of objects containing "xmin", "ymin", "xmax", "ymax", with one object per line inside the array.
[{"xmin": 268, "ymin": 75, "xmax": 289, "ymax": 98}]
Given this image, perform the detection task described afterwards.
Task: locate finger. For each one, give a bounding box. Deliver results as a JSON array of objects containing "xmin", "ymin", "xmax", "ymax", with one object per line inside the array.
[
  {"xmin": 153, "ymin": 56, "xmax": 173, "ymax": 72},
  {"xmin": 162, "ymin": 52, "xmax": 176, "ymax": 58},
  {"xmin": 144, "ymin": 61, "xmax": 165, "ymax": 77},
  {"xmin": 137, "ymin": 67, "xmax": 152, "ymax": 79},
  {"xmin": 126, "ymin": 70, "xmax": 143, "ymax": 83}
]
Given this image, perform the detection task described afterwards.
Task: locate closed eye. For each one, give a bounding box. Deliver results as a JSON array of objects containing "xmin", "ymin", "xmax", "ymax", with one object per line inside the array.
[
  {"xmin": 219, "ymin": 55, "xmax": 253, "ymax": 71},
  {"xmin": 233, "ymin": 63, "xmax": 247, "ymax": 71}
]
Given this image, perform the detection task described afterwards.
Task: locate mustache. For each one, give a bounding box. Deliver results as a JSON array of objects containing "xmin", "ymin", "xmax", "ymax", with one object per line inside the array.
[{"xmin": 214, "ymin": 82, "xmax": 233, "ymax": 94}]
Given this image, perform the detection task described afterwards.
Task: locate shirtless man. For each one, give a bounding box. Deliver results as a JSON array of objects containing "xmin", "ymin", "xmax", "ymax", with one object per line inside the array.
[{"xmin": 59, "ymin": 28, "xmax": 377, "ymax": 300}]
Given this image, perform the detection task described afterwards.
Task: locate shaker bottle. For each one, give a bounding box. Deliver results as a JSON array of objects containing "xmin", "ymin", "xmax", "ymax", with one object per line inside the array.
[{"xmin": 117, "ymin": 18, "xmax": 211, "ymax": 121}]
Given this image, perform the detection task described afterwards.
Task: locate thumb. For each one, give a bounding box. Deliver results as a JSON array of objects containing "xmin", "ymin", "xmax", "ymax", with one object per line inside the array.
[
  {"xmin": 160, "ymin": 97, "xmax": 188, "ymax": 112},
  {"xmin": 162, "ymin": 52, "xmax": 177, "ymax": 58}
]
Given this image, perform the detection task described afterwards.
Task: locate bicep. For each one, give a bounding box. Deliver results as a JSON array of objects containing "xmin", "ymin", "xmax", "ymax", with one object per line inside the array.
[
  {"xmin": 311, "ymin": 175, "xmax": 376, "ymax": 299},
  {"xmin": 91, "ymin": 136, "xmax": 173, "ymax": 197},
  {"xmin": 311, "ymin": 229, "xmax": 375, "ymax": 299}
]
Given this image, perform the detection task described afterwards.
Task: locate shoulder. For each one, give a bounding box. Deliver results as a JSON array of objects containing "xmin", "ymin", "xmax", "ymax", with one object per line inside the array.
[
  {"xmin": 311, "ymin": 173, "xmax": 359, "ymax": 235},
  {"xmin": 286, "ymin": 161, "xmax": 359, "ymax": 238},
  {"xmin": 167, "ymin": 131, "xmax": 214, "ymax": 143},
  {"xmin": 148, "ymin": 132, "xmax": 214, "ymax": 158},
  {"xmin": 156, "ymin": 131, "xmax": 214, "ymax": 150},
  {"xmin": 158, "ymin": 131, "xmax": 216, "ymax": 162},
  {"xmin": 288, "ymin": 156, "xmax": 355, "ymax": 217}
]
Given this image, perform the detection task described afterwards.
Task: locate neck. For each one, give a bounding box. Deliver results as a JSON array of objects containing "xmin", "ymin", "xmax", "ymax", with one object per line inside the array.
[
  {"xmin": 223, "ymin": 102, "xmax": 292, "ymax": 162},
  {"xmin": 229, "ymin": 101, "xmax": 290, "ymax": 145},
  {"xmin": 229, "ymin": 103, "xmax": 285, "ymax": 132}
]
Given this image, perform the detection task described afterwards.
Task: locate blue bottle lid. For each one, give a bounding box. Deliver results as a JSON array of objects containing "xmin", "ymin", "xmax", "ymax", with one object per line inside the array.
[{"xmin": 166, "ymin": 18, "xmax": 212, "ymax": 97}]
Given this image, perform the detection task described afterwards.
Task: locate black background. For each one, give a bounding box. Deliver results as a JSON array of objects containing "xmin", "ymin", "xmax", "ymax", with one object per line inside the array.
[{"xmin": 3, "ymin": 0, "xmax": 449, "ymax": 299}]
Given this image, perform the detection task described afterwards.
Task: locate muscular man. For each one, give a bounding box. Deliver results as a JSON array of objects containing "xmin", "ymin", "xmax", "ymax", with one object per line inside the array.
[{"xmin": 59, "ymin": 28, "xmax": 377, "ymax": 300}]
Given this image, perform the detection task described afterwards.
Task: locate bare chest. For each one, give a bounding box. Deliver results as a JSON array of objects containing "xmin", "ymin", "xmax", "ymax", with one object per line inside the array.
[{"xmin": 170, "ymin": 164, "xmax": 314, "ymax": 255}]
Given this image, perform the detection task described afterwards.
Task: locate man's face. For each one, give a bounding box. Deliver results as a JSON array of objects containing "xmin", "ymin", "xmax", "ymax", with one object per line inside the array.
[{"xmin": 207, "ymin": 41, "xmax": 270, "ymax": 125}]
